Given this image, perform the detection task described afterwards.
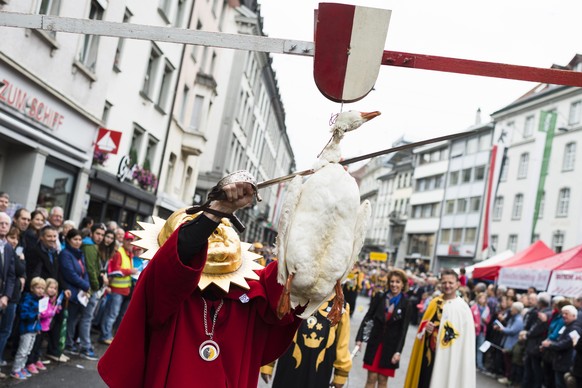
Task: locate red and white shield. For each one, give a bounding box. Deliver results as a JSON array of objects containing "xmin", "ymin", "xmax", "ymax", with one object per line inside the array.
[{"xmin": 314, "ymin": 3, "xmax": 391, "ymax": 103}]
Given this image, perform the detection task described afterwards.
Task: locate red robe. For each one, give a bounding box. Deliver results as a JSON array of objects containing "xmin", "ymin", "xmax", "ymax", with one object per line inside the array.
[{"xmin": 97, "ymin": 228, "xmax": 301, "ymax": 387}]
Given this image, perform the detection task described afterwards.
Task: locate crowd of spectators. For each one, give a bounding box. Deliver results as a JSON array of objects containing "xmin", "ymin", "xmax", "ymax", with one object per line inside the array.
[{"xmin": 0, "ymin": 191, "xmax": 144, "ymax": 380}]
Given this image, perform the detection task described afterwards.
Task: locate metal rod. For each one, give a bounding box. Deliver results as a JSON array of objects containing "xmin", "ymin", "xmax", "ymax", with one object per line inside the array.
[{"xmin": 257, "ymin": 129, "xmax": 477, "ymax": 189}]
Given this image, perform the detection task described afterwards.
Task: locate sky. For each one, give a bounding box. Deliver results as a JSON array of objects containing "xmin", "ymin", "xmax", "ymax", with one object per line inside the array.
[{"xmin": 257, "ymin": 0, "xmax": 582, "ymax": 171}]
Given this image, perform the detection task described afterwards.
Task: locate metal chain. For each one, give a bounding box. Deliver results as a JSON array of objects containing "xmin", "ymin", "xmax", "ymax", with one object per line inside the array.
[{"xmin": 202, "ymin": 298, "xmax": 224, "ymax": 340}]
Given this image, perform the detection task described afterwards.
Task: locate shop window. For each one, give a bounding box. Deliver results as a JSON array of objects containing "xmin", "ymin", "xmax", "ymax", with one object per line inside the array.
[{"xmin": 36, "ymin": 162, "xmax": 76, "ymax": 216}]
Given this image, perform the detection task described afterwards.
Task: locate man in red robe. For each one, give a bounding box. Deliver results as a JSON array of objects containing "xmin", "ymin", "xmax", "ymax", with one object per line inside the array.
[{"xmin": 98, "ymin": 180, "xmax": 302, "ymax": 387}]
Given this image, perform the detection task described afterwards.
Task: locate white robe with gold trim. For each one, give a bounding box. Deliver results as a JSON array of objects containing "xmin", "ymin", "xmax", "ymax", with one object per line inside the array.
[{"xmin": 429, "ymin": 296, "xmax": 476, "ymax": 388}]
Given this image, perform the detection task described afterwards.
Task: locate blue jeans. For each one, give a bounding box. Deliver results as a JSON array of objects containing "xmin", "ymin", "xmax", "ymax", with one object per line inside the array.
[
  {"xmin": 0, "ymin": 303, "xmax": 17, "ymax": 362},
  {"xmin": 100, "ymin": 293, "xmax": 124, "ymax": 341},
  {"xmin": 476, "ymin": 332, "xmax": 486, "ymax": 370},
  {"xmin": 79, "ymin": 293, "xmax": 99, "ymax": 350}
]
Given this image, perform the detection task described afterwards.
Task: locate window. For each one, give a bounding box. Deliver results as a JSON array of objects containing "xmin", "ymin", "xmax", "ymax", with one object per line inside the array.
[
  {"xmin": 157, "ymin": 60, "xmax": 175, "ymax": 111},
  {"xmin": 491, "ymin": 235, "xmax": 498, "ymax": 252},
  {"xmin": 142, "ymin": 45, "xmax": 163, "ymax": 99},
  {"xmin": 474, "ymin": 166, "xmax": 486, "ymax": 181},
  {"xmin": 180, "ymin": 85, "xmax": 189, "ymax": 124},
  {"xmin": 507, "ymin": 235, "xmax": 518, "ymax": 252},
  {"xmin": 130, "ymin": 126, "xmax": 145, "ymax": 164},
  {"xmin": 78, "ymin": 0, "xmax": 105, "ymax": 71},
  {"xmin": 422, "ymin": 204, "xmax": 432, "ymax": 218},
  {"xmin": 512, "ymin": 194, "xmax": 524, "ymax": 220},
  {"xmin": 493, "ymin": 196, "xmax": 503, "ymax": 220},
  {"xmin": 466, "ymin": 137, "xmax": 478, "ymax": 154},
  {"xmin": 479, "ymin": 132, "xmax": 492, "ymax": 150},
  {"xmin": 145, "ymin": 136, "xmax": 158, "ymax": 170},
  {"xmin": 451, "ymin": 141, "xmax": 464, "ymax": 157},
  {"xmin": 413, "ymin": 205, "xmax": 421, "ymax": 219},
  {"xmin": 500, "ymin": 158, "xmax": 509, "ymax": 181},
  {"xmin": 452, "ymin": 228, "xmax": 463, "ymax": 243},
  {"xmin": 462, "ymin": 168, "xmax": 472, "ymax": 183},
  {"xmin": 523, "ymin": 115, "xmax": 535, "ymax": 138},
  {"xmin": 175, "ymin": 0, "xmax": 188, "ymax": 27},
  {"xmin": 470, "ymin": 196, "xmax": 481, "ymax": 212},
  {"xmin": 538, "ymin": 191, "xmax": 545, "ymax": 219},
  {"xmin": 189, "ymin": 95, "xmax": 205, "ymax": 131},
  {"xmin": 182, "ymin": 166, "xmax": 193, "ymax": 201},
  {"xmin": 569, "ymin": 100, "xmax": 582, "ymax": 125},
  {"xmin": 465, "ymin": 228, "xmax": 477, "ymax": 244},
  {"xmin": 449, "ymin": 171, "xmax": 459, "ymax": 186},
  {"xmin": 445, "ymin": 200, "xmax": 455, "ymax": 215},
  {"xmin": 113, "ymin": 9, "xmax": 132, "ymax": 71},
  {"xmin": 517, "ymin": 153, "xmax": 529, "ymax": 179},
  {"xmin": 37, "ymin": 0, "xmax": 61, "ymax": 37},
  {"xmin": 556, "ymin": 188, "xmax": 570, "ymax": 217},
  {"xmin": 552, "ymin": 232, "xmax": 564, "ymax": 253},
  {"xmin": 165, "ymin": 153, "xmax": 176, "ymax": 192},
  {"xmin": 563, "ymin": 142, "xmax": 576, "ymax": 171},
  {"xmin": 159, "ymin": 0, "xmax": 173, "ymax": 20},
  {"xmin": 457, "ymin": 198, "xmax": 467, "ymax": 213},
  {"xmin": 435, "ymin": 174, "xmax": 443, "ymax": 189},
  {"xmin": 440, "ymin": 229, "xmax": 451, "ymax": 244},
  {"xmin": 102, "ymin": 101, "xmax": 112, "ymax": 125}
]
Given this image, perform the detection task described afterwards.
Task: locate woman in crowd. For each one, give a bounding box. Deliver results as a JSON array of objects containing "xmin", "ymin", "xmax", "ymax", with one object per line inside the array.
[
  {"xmin": 471, "ymin": 292, "xmax": 491, "ymax": 372},
  {"xmin": 22, "ymin": 210, "xmax": 45, "ymax": 249},
  {"xmin": 92, "ymin": 229, "xmax": 116, "ymax": 328},
  {"xmin": 356, "ymin": 268, "xmax": 412, "ymax": 388},
  {"xmin": 494, "ymin": 301, "xmax": 524, "ymax": 385},
  {"xmin": 59, "ymin": 229, "xmax": 90, "ymax": 355}
]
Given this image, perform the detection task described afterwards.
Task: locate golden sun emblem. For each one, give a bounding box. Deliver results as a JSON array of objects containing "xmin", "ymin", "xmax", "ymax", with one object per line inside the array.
[{"xmin": 131, "ymin": 214, "xmax": 264, "ymax": 293}]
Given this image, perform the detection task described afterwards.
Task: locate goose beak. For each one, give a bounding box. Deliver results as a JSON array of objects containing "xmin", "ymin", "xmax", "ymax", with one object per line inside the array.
[{"xmin": 361, "ymin": 111, "xmax": 381, "ymax": 121}]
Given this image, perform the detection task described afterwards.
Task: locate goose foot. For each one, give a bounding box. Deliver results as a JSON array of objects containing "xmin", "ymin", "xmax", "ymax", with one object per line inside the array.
[
  {"xmin": 277, "ymin": 273, "xmax": 294, "ymax": 319},
  {"xmin": 327, "ymin": 280, "xmax": 344, "ymax": 326}
]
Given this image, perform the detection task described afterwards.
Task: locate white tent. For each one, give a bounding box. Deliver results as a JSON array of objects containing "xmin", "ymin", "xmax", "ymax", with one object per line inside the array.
[{"xmin": 454, "ymin": 250, "xmax": 514, "ymax": 279}]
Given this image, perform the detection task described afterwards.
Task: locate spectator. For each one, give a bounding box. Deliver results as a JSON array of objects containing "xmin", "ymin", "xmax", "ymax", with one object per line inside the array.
[
  {"xmin": 60, "ymin": 220, "xmax": 76, "ymax": 249},
  {"xmin": 105, "ymin": 221, "xmax": 118, "ymax": 233},
  {"xmin": 495, "ymin": 301, "xmax": 524, "ymax": 385},
  {"xmin": 459, "ymin": 267, "xmax": 467, "ymax": 286},
  {"xmin": 0, "ymin": 215, "xmax": 17, "ymax": 378},
  {"xmin": 99, "ymin": 231, "xmax": 137, "ymax": 345},
  {"xmin": 114, "ymin": 228, "xmax": 125, "ymax": 248},
  {"xmin": 0, "ymin": 193, "xmax": 9, "ymax": 214},
  {"xmin": 471, "ymin": 292, "xmax": 491, "ymax": 371},
  {"xmin": 47, "ymin": 206, "xmax": 64, "ymax": 231},
  {"xmin": 26, "ymin": 278, "xmax": 61, "ymax": 374},
  {"xmin": 541, "ymin": 305, "xmax": 580, "ymax": 388},
  {"xmin": 11, "ymin": 277, "xmax": 45, "ymax": 380},
  {"xmin": 574, "ymin": 296, "xmax": 582, "ymax": 326},
  {"xmin": 79, "ymin": 217, "xmax": 94, "ymax": 237},
  {"xmin": 0, "ymin": 226, "xmax": 25, "ymax": 366},
  {"xmin": 59, "ymin": 229, "xmax": 91, "ymax": 358},
  {"xmin": 12, "ymin": 208, "xmax": 31, "ymax": 241},
  {"xmin": 522, "ymin": 292, "xmax": 551, "ymax": 388},
  {"xmin": 541, "ymin": 298, "xmax": 570, "ymax": 388},
  {"xmin": 24, "ymin": 225, "xmax": 71, "ymax": 363},
  {"xmin": 23, "ymin": 210, "xmax": 46, "ymax": 251},
  {"xmin": 78, "ymin": 224, "xmax": 106, "ymax": 360},
  {"xmin": 92, "ymin": 229, "xmax": 116, "ymax": 329},
  {"xmin": 343, "ymin": 263, "xmax": 364, "ymax": 317}
]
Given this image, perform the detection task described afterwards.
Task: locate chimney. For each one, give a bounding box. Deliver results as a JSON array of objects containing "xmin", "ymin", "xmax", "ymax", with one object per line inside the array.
[{"xmin": 475, "ymin": 108, "xmax": 482, "ymax": 125}]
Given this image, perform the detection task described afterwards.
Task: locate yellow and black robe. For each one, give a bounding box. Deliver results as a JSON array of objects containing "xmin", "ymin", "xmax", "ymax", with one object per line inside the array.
[{"xmin": 261, "ymin": 301, "xmax": 351, "ymax": 387}]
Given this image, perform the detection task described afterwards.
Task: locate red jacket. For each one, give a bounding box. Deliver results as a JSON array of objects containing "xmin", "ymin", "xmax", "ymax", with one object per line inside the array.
[
  {"xmin": 98, "ymin": 227, "xmax": 301, "ymax": 388},
  {"xmin": 471, "ymin": 303, "xmax": 491, "ymax": 336}
]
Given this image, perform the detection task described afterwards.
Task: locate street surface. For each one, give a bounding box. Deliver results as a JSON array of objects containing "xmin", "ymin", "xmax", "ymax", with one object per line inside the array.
[{"xmin": 0, "ymin": 295, "xmax": 504, "ymax": 387}]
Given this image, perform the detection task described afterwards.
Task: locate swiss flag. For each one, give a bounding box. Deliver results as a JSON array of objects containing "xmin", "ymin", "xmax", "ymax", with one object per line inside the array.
[{"xmin": 95, "ymin": 127, "xmax": 122, "ymax": 155}]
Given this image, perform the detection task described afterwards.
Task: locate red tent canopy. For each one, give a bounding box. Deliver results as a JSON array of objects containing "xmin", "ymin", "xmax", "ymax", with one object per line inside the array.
[
  {"xmin": 472, "ymin": 240, "xmax": 554, "ymax": 281},
  {"xmin": 508, "ymin": 244, "xmax": 582, "ymax": 270}
]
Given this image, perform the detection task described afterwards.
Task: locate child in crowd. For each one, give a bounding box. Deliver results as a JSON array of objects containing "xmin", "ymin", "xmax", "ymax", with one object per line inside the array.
[
  {"xmin": 26, "ymin": 278, "xmax": 62, "ymax": 373},
  {"xmin": 11, "ymin": 277, "xmax": 46, "ymax": 380}
]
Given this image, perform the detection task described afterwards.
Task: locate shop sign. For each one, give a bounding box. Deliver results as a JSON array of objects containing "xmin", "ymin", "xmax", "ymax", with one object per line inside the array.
[
  {"xmin": 0, "ymin": 77, "xmax": 65, "ymax": 130},
  {"xmin": 95, "ymin": 127, "xmax": 122, "ymax": 154},
  {"xmin": 370, "ymin": 251, "xmax": 388, "ymax": 262},
  {"xmin": 117, "ymin": 155, "xmax": 136, "ymax": 183}
]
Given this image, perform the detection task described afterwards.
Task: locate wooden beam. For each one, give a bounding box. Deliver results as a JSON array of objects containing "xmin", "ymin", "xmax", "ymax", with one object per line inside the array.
[
  {"xmin": 0, "ymin": 12, "xmax": 315, "ymax": 56},
  {"xmin": 382, "ymin": 50, "xmax": 582, "ymax": 88}
]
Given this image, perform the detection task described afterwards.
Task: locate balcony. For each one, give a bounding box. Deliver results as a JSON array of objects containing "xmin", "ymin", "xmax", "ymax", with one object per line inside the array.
[
  {"xmin": 389, "ymin": 211, "xmax": 405, "ymax": 225},
  {"xmin": 181, "ymin": 129, "xmax": 206, "ymax": 157}
]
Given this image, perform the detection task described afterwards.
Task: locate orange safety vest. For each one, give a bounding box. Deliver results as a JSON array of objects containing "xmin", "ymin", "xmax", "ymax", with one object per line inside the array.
[{"xmin": 110, "ymin": 247, "xmax": 132, "ymax": 289}]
